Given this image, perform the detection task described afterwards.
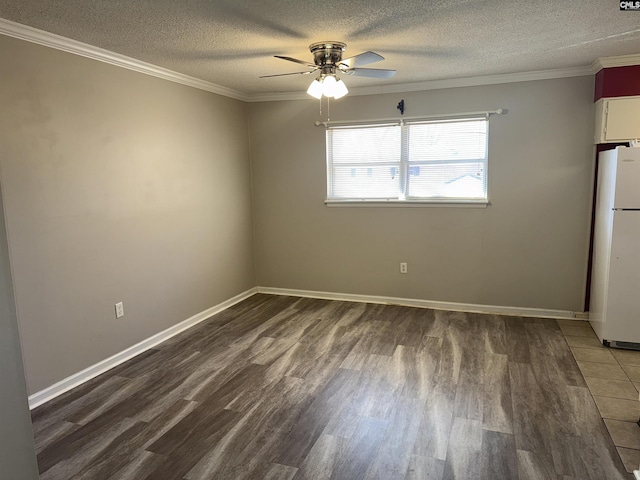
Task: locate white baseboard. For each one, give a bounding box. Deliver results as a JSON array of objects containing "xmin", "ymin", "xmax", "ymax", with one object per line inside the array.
[
  {"xmin": 29, "ymin": 285, "xmax": 582, "ymax": 409},
  {"xmin": 28, "ymin": 287, "xmax": 258, "ymax": 409},
  {"xmin": 256, "ymin": 286, "xmax": 580, "ymax": 320}
]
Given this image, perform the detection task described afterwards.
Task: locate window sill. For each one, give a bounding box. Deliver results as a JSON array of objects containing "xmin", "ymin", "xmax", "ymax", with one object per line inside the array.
[{"xmin": 324, "ymin": 199, "xmax": 489, "ymax": 208}]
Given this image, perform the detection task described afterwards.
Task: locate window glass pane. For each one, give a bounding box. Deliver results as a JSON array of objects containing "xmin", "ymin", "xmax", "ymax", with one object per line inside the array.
[
  {"xmin": 330, "ymin": 125, "xmax": 400, "ymax": 164},
  {"xmin": 331, "ymin": 164, "xmax": 400, "ymax": 198},
  {"xmin": 407, "ymin": 162, "xmax": 486, "ymax": 199},
  {"xmin": 408, "ymin": 119, "xmax": 487, "ymax": 162},
  {"xmin": 326, "ymin": 117, "xmax": 488, "ymax": 202}
]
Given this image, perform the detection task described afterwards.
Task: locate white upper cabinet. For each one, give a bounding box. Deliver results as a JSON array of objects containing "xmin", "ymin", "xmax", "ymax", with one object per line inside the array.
[{"xmin": 595, "ymin": 96, "xmax": 640, "ymax": 143}]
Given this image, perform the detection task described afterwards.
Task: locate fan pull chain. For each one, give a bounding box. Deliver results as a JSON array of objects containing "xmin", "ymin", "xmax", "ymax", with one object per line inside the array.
[{"xmin": 318, "ymin": 97, "xmax": 330, "ymax": 122}]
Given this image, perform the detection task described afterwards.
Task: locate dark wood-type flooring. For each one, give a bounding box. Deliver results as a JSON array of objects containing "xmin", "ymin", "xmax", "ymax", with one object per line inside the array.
[{"xmin": 31, "ymin": 294, "xmax": 633, "ymax": 479}]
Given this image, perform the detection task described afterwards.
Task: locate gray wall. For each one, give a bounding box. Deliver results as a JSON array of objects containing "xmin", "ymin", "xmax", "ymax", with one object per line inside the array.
[
  {"xmin": 0, "ymin": 35, "xmax": 255, "ymax": 394},
  {"xmin": 0, "ymin": 31, "xmax": 596, "ymax": 400},
  {"xmin": 0, "ymin": 182, "xmax": 39, "ymax": 479},
  {"xmin": 250, "ymin": 77, "xmax": 595, "ymax": 312}
]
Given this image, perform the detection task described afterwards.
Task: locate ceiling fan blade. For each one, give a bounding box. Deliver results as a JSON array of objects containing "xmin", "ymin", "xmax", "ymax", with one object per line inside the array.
[
  {"xmin": 340, "ymin": 51, "xmax": 384, "ymax": 68},
  {"xmin": 259, "ymin": 70, "xmax": 315, "ymax": 78},
  {"xmin": 274, "ymin": 55, "xmax": 315, "ymax": 67},
  {"xmin": 343, "ymin": 68, "xmax": 396, "ymax": 79}
]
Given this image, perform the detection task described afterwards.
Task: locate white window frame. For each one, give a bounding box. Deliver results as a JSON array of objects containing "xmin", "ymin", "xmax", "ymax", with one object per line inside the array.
[{"xmin": 325, "ymin": 115, "xmax": 490, "ymax": 207}]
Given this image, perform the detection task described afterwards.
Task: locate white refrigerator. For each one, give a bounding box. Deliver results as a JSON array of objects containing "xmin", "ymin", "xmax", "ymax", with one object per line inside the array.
[{"xmin": 590, "ymin": 146, "xmax": 640, "ymax": 347}]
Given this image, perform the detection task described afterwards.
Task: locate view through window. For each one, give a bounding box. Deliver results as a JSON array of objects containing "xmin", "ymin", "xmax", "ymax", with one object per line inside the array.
[{"xmin": 326, "ymin": 117, "xmax": 488, "ymax": 203}]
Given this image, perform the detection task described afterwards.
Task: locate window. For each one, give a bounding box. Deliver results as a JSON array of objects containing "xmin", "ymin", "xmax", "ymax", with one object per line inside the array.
[{"xmin": 326, "ymin": 116, "xmax": 488, "ymax": 204}]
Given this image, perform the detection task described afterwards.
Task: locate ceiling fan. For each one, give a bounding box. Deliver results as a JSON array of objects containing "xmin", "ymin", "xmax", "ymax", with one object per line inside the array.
[{"xmin": 260, "ymin": 41, "xmax": 396, "ymax": 99}]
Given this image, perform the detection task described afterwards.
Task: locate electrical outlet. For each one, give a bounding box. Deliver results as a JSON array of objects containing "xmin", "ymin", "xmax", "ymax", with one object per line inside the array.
[
  {"xmin": 400, "ymin": 262, "xmax": 408, "ymax": 274},
  {"xmin": 115, "ymin": 302, "xmax": 124, "ymax": 318}
]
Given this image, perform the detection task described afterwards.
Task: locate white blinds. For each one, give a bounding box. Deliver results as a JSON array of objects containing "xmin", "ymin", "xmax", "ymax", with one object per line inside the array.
[
  {"xmin": 326, "ymin": 117, "xmax": 488, "ymax": 202},
  {"xmin": 328, "ymin": 124, "xmax": 401, "ymax": 199},
  {"xmin": 405, "ymin": 119, "xmax": 487, "ymax": 199}
]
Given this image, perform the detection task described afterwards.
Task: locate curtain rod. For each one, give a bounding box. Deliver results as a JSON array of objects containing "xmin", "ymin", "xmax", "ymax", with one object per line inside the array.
[{"xmin": 314, "ymin": 108, "xmax": 506, "ymax": 127}]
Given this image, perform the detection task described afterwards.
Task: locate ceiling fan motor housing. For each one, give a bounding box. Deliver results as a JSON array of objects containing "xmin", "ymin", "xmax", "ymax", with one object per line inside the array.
[
  {"xmin": 263, "ymin": 42, "xmax": 395, "ymax": 84},
  {"xmin": 310, "ymin": 41, "xmax": 346, "ymax": 75}
]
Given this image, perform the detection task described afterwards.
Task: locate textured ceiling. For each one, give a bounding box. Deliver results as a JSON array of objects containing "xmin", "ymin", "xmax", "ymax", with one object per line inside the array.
[{"xmin": 1, "ymin": 1, "xmax": 639, "ymax": 97}]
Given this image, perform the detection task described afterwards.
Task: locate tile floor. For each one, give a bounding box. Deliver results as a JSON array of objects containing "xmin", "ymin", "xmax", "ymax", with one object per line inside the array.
[{"xmin": 559, "ymin": 319, "xmax": 640, "ymax": 474}]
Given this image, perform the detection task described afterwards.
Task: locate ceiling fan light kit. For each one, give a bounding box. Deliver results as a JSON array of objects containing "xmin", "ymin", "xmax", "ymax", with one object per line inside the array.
[
  {"xmin": 307, "ymin": 75, "xmax": 348, "ymax": 99},
  {"xmin": 263, "ymin": 41, "xmax": 396, "ymax": 99}
]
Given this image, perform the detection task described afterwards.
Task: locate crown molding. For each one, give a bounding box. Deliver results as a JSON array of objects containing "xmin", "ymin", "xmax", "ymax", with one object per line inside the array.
[
  {"xmin": 0, "ymin": 18, "xmax": 249, "ymax": 101},
  {"xmin": 247, "ymin": 66, "xmax": 593, "ymax": 102},
  {"xmin": 592, "ymin": 53, "xmax": 640, "ymax": 73},
  {"xmin": 0, "ymin": 17, "xmax": 597, "ymax": 104}
]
